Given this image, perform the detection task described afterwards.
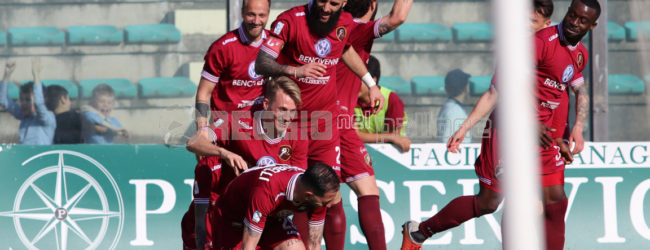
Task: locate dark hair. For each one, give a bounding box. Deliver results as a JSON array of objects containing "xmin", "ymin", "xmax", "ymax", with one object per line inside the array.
[
  {"xmin": 577, "ymin": 0, "xmax": 601, "ymax": 19},
  {"xmin": 367, "ymin": 55, "xmax": 381, "ymax": 82},
  {"xmin": 445, "ymin": 69, "xmax": 471, "ymax": 98},
  {"xmin": 45, "ymin": 85, "xmax": 69, "ymax": 111},
  {"xmin": 19, "ymin": 81, "xmax": 34, "ymax": 97},
  {"xmin": 300, "ymin": 162, "xmax": 340, "ymax": 196},
  {"xmin": 91, "ymin": 84, "xmax": 115, "ymax": 99},
  {"xmin": 534, "ymin": 0, "xmax": 554, "ymax": 19},
  {"xmin": 343, "ymin": 0, "xmax": 372, "ymax": 18}
]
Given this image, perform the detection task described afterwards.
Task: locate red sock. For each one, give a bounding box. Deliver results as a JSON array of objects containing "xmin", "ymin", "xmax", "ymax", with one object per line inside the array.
[
  {"xmin": 293, "ymin": 211, "xmax": 310, "ymax": 247},
  {"xmin": 544, "ymin": 198, "xmax": 568, "ymax": 250},
  {"xmin": 324, "ymin": 201, "xmax": 346, "ymax": 250},
  {"xmin": 418, "ymin": 195, "xmax": 479, "ymax": 238},
  {"xmin": 358, "ymin": 195, "xmax": 386, "ymax": 250}
]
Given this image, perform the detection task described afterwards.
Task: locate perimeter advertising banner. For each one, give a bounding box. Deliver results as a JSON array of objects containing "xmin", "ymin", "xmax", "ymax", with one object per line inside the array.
[{"xmin": 0, "ymin": 143, "xmax": 649, "ymax": 249}]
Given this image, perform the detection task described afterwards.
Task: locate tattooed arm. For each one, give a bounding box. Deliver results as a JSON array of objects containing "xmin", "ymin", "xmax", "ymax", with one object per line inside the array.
[
  {"xmin": 570, "ymin": 82, "xmax": 589, "ymax": 154},
  {"xmin": 255, "ymin": 38, "xmax": 326, "ymax": 78},
  {"xmin": 241, "ymin": 226, "xmax": 262, "ymax": 250},
  {"xmin": 308, "ymin": 225, "xmax": 324, "ymax": 250},
  {"xmin": 376, "ymin": 0, "xmax": 413, "ymax": 36}
]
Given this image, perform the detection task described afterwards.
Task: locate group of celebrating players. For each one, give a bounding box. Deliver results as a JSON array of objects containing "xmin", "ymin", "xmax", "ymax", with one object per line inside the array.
[{"xmin": 178, "ymin": 0, "xmax": 602, "ymax": 249}]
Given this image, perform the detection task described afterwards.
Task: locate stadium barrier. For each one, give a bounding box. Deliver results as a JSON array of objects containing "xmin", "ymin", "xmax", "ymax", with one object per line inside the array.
[{"xmin": 0, "ymin": 142, "xmax": 649, "ymax": 249}]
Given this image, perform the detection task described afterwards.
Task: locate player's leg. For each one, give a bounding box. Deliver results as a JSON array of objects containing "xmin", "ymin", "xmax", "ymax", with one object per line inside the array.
[
  {"xmin": 542, "ymin": 172, "xmax": 567, "ymax": 250},
  {"xmin": 181, "ymin": 203, "xmax": 197, "ymax": 250},
  {"xmin": 292, "ymin": 211, "xmax": 310, "ymax": 247}
]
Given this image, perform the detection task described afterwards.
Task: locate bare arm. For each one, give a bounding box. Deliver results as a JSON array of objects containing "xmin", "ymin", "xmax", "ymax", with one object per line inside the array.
[
  {"xmin": 356, "ymin": 129, "xmax": 411, "ymax": 152},
  {"xmin": 308, "ymin": 225, "xmax": 324, "ymax": 250},
  {"xmin": 241, "ymin": 226, "xmax": 262, "ymax": 250},
  {"xmin": 447, "ymin": 87, "xmax": 498, "ymax": 153},
  {"xmin": 342, "ymin": 47, "xmax": 384, "ymax": 113},
  {"xmin": 570, "ymin": 82, "xmax": 589, "ymax": 154},
  {"xmin": 195, "ymin": 78, "xmax": 216, "ymax": 128},
  {"xmin": 255, "ymin": 45, "xmax": 325, "ymax": 78},
  {"xmin": 376, "ymin": 0, "xmax": 413, "ymax": 36},
  {"xmin": 186, "ymin": 129, "xmax": 248, "ymax": 175}
]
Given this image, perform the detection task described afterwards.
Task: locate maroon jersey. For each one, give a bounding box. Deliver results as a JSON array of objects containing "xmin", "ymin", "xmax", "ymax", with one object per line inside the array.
[
  {"xmin": 261, "ymin": 5, "xmax": 358, "ymax": 119},
  {"xmin": 217, "ymin": 165, "xmax": 327, "ymax": 235},
  {"xmin": 534, "ymin": 24, "xmax": 587, "ymax": 127},
  {"xmin": 202, "ymin": 26, "xmax": 269, "ymax": 112},
  {"xmin": 335, "ymin": 18, "xmax": 381, "ymax": 117}
]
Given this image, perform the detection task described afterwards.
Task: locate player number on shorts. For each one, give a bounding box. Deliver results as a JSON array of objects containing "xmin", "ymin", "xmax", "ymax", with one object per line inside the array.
[{"xmin": 335, "ymin": 146, "xmax": 341, "ymax": 165}]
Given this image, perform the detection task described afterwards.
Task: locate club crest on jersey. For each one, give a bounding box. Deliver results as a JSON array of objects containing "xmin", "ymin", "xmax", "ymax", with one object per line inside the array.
[
  {"xmin": 314, "ymin": 38, "xmax": 332, "ymax": 58},
  {"xmin": 577, "ymin": 52, "xmax": 584, "ymax": 68},
  {"xmin": 278, "ymin": 145, "xmax": 292, "ymax": 161},
  {"xmin": 257, "ymin": 156, "xmax": 277, "ymax": 167},
  {"xmin": 336, "ymin": 26, "xmax": 347, "ymax": 41},
  {"xmin": 364, "ymin": 153, "xmax": 372, "ymax": 167},
  {"xmin": 561, "ymin": 65, "xmax": 574, "ymax": 83},
  {"xmin": 248, "ymin": 61, "xmax": 263, "ymax": 80}
]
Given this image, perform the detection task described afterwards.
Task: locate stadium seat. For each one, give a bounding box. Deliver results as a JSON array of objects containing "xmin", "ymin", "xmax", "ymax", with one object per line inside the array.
[
  {"xmin": 0, "ymin": 30, "xmax": 6, "ymax": 47},
  {"xmin": 411, "ymin": 76, "xmax": 446, "ymax": 96},
  {"xmin": 174, "ymin": 9, "xmax": 227, "ymax": 35},
  {"xmin": 124, "ymin": 24, "xmax": 181, "ymax": 44},
  {"xmin": 469, "ymin": 75, "xmax": 492, "ymax": 96},
  {"xmin": 379, "ymin": 76, "xmax": 411, "ymax": 95},
  {"xmin": 624, "ymin": 21, "xmax": 650, "ymax": 41},
  {"xmin": 607, "ymin": 22, "xmax": 625, "ymax": 42},
  {"xmin": 452, "ymin": 22, "xmax": 492, "ymax": 42},
  {"xmin": 8, "ymin": 26, "xmax": 65, "ymax": 46},
  {"xmin": 377, "ymin": 30, "xmax": 395, "ymax": 43},
  {"xmin": 9, "ymin": 80, "xmax": 79, "ymax": 99},
  {"xmin": 67, "ymin": 25, "xmax": 123, "ymax": 45},
  {"xmin": 608, "ymin": 74, "xmax": 645, "ymax": 95},
  {"xmin": 139, "ymin": 77, "xmax": 197, "ymax": 97},
  {"xmin": 79, "ymin": 78, "xmax": 137, "ymax": 98},
  {"xmin": 396, "ymin": 23, "xmax": 452, "ymax": 43}
]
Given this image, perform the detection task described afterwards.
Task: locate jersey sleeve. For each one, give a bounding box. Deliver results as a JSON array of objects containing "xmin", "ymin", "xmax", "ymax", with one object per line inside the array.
[
  {"xmin": 289, "ymin": 136, "xmax": 309, "ymax": 169},
  {"xmin": 202, "ymin": 42, "xmax": 227, "ymax": 83},
  {"xmin": 534, "ymin": 35, "xmax": 547, "ymax": 67},
  {"xmin": 384, "ymin": 92, "xmax": 406, "ymax": 133},
  {"xmin": 261, "ymin": 13, "xmax": 292, "ymax": 59},
  {"xmin": 308, "ymin": 207, "xmax": 327, "ymax": 227},
  {"xmin": 355, "ymin": 18, "xmax": 382, "ymax": 40},
  {"xmin": 244, "ymin": 187, "xmax": 275, "ymax": 234},
  {"xmin": 569, "ymin": 49, "xmax": 587, "ymax": 87}
]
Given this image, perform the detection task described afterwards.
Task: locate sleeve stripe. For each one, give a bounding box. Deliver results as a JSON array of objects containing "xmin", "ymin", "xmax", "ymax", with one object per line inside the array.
[
  {"xmin": 260, "ymin": 46, "xmax": 279, "ymax": 59},
  {"xmin": 373, "ymin": 17, "xmax": 383, "ymax": 38},
  {"xmin": 194, "ymin": 198, "xmax": 210, "ymax": 204},
  {"xmin": 308, "ymin": 220, "xmax": 325, "ymax": 226},
  {"xmin": 570, "ymin": 76, "xmax": 584, "ymax": 87},
  {"xmin": 201, "ymin": 70, "xmax": 220, "ymax": 83},
  {"xmin": 243, "ymin": 218, "xmax": 264, "ymax": 233}
]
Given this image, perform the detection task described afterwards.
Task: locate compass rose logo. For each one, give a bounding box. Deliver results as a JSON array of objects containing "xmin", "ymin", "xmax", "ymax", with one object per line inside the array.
[{"xmin": 0, "ymin": 150, "xmax": 124, "ymax": 250}]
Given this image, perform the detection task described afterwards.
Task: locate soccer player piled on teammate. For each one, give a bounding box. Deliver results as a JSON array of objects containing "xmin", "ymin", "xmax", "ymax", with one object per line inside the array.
[
  {"xmin": 401, "ymin": 1, "xmax": 599, "ymax": 250},
  {"xmin": 185, "ymin": 0, "xmax": 271, "ymax": 248},
  {"xmin": 255, "ymin": 0, "xmax": 389, "ymax": 247},
  {"xmin": 213, "ymin": 163, "xmax": 340, "ymax": 250},
  {"xmin": 183, "ymin": 76, "xmax": 307, "ymax": 249}
]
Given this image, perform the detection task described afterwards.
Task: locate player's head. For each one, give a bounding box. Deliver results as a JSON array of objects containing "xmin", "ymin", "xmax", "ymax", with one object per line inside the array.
[
  {"xmin": 297, "ymin": 162, "xmax": 340, "ymax": 210},
  {"xmin": 531, "ymin": 0, "xmax": 553, "ymax": 32},
  {"xmin": 19, "ymin": 81, "xmax": 35, "ymax": 117},
  {"xmin": 241, "ymin": 0, "xmax": 270, "ymax": 40},
  {"xmin": 45, "ymin": 84, "xmax": 71, "ymax": 114},
  {"xmin": 562, "ymin": 0, "xmax": 600, "ymax": 45},
  {"xmin": 90, "ymin": 84, "xmax": 115, "ymax": 117},
  {"xmin": 445, "ymin": 69, "xmax": 470, "ymax": 99},
  {"xmin": 308, "ymin": 0, "xmax": 347, "ymax": 36},
  {"xmin": 343, "ymin": 0, "xmax": 377, "ymax": 20},
  {"xmin": 263, "ymin": 76, "xmax": 301, "ymax": 134}
]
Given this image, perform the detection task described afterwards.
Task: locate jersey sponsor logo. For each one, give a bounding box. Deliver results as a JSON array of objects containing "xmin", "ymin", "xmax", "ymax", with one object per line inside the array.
[
  {"xmin": 540, "ymin": 100, "xmax": 560, "ymax": 110},
  {"xmin": 278, "ymin": 145, "xmax": 292, "ymax": 161},
  {"xmin": 248, "ymin": 61, "xmax": 263, "ymax": 80},
  {"xmin": 274, "ymin": 22, "xmax": 285, "ymax": 35},
  {"xmin": 577, "ymin": 51, "xmax": 584, "ymax": 68},
  {"xmin": 295, "ymin": 12, "xmax": 305, "ymax": 17},
  {"xmin": 543, "ymin": 78, "xmax": 566, "ymax": 91},
  {"xmin": 257, "ymin": 156, "xmax": 277, "ymax": 167},
  {"xmin": 237, "ymin": 96, "xmax": 265, "ymax": 109},
  {"xmin": 298, "ymin": 76, "xmax": 330, "ymax": 85},
  {"xmin": 562, "ymin": 65, "xmax": 575, "ymax": 83},
  {"xmin": 336, "ymin": 26, "xmax": 347, "ymax": 41},
  {"xmin": 222, "ymin": 37, "xmax": 237, "ymax": 45},
  {"xmin": 298, "ymin": 54, "xmax": 339, "ymax": 66},
  {"xmin": 252, "ymin": 211, "xmax": 262, "ymax": 223},
  {"xmin": 314, "ymin": 38, "xmax": 332, "ymax": 58}
]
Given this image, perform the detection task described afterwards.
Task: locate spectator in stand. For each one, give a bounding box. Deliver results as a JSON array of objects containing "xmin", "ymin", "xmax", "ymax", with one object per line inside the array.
[
  {"xmin": 46, "ymin": 85, "xmax": 81, "ymax": 144},
  {"xmin": 355, "ymin": 56, "xmax": 411, "ymax": 152},
  {"xmin": 81, "ymin": 84, "xmax": 127, "ymax": 144},
  {"xmin": 436, "ymin": 69, "xmax": 472, "ymax": 143},
  {"xmin": 0, "ymin": 59, "xmax": 56, "ymax": 145}
]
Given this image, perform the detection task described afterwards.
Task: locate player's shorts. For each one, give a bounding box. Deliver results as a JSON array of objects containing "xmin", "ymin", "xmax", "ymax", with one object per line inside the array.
[
  {"xmin": 475, "ymin": 128, "xmax": 502, "ymax": 193},
  {"xmin": 539, "ymin": 145, "xmax": 565, "ymax": 175},
  {"xmin": 306, "ymin": 120, "xmax": 342, "ymax": 178},
  {"xmin": 541, "ymin": 170, "xmax": 564, "ymax": 187},
  {"xmin": 214, "ymin": 215, "xmax": 301, "ymax": 250},
  {"xmin": 339, "ymin": 127, "xmax": 374, "ymax": 183}
]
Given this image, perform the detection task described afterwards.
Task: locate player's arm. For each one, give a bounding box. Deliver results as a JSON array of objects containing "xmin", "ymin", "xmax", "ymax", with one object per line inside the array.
[
  {"xmin": 308, "ymin": 224, "xmax": 324, "ymax": 250},
  {"xmin": 255, "ymin": 38, "xmax": 326, "ymax": 78},
  {"xmin": 186, "ymin": 129, "xmax": 248, "ymax": 175},
  {"xmin": 570, "ymin": 82, "xmax": 589, "ymax": 154},
  {"xmin": 447, "ymin": 87, "xmax": 498, "ymax": 153},
  {"xmin": 376, "ymin": 0, "xmax": 413, "ymax": 36},
  {"xmin": 341, "ymin": 47, "xmax": 384, "ymax": 113},
  {"xmin": 241, "ymin": 226, "xmax": 262, "ymax": 250},
  {"xmin": 195, "ymin": 78, "xmax": 216, "ymax": 128},
  {"xmin": 356, "ymin": 129, "xmax": 410, "ymax": 153}
]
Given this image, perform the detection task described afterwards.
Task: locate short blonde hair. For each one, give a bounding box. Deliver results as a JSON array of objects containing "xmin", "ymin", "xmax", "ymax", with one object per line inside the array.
[
  {"xmin": 91, "ymin": 84, "xmax": 115, "ymax": 99},
  {"xmin": 265, "ymin": 76, "xmax": 302, "ymax": 109}
]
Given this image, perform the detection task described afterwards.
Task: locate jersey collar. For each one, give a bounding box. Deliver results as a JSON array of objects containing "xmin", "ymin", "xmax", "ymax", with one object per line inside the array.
[
  {"xmin": 238, "ymin": 24, "xmax": 267, "ymax": 48},
  {"xmin": 556, "ymin": 22, "xmax": 579, "ymax": 51},
  {"xmin": 286, "ymin": 173, "xmax": 302, "ymax": 201},
  {"xmin": 255, "ymin": 112, "xmax": 286, "ymax": 144}
]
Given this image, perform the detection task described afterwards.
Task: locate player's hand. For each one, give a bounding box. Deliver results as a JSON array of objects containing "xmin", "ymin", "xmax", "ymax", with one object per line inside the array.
[
  {"xmin": 556, "ymin": 138, "xmax": 573, "ymax": 165},
  {"xmin": 568, "ymin": 127, "xmax": 584, "ymax": 155},
  {"xmin": 221, "ymin": 150, "xmax": 248, "ymax": 175},
  {"xmin": 368, "ymin": 86, "xmax": 384, "ymax": 114},
  {"xmin": 389, "ymin": 136, "xmax": 411, "ymax": 153},
  {"xmin": 296, "ymin": 63, "xmax": 326, "ymax": 78},
  {"xmin": 31, "ymin": 57, "xmax": 41, "ymax": 77},
  {"xmin": 447, "ymin": 127, "xmax": 467, "ymax": 153},
  {"xmin": 538, "ymin": 123, "xmax": 555, "ymax": 149},
  {"xmin": 3, "ymin": 62, "xmax": 15, "ymax": 80}
]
